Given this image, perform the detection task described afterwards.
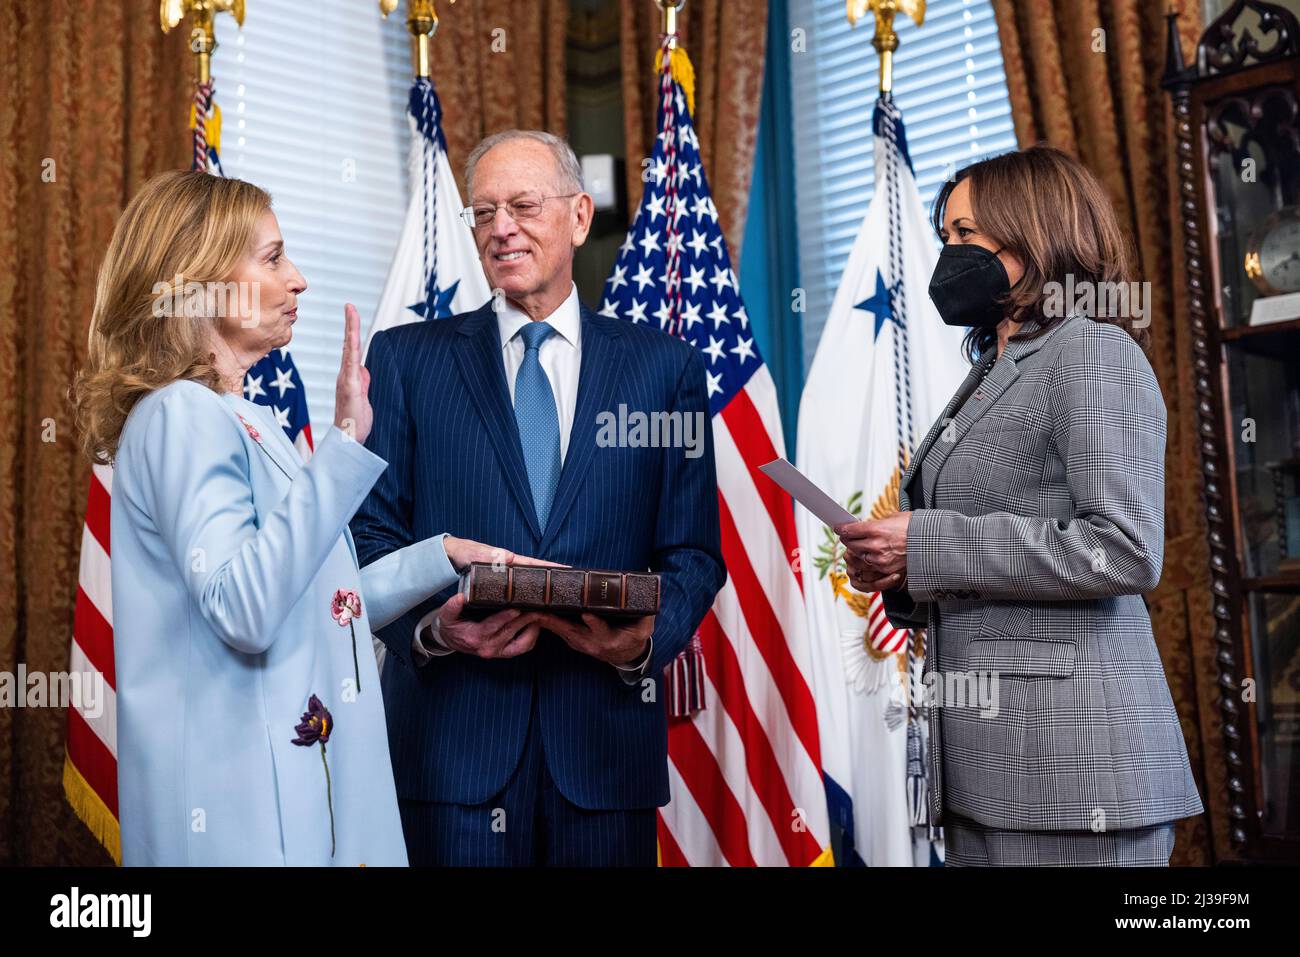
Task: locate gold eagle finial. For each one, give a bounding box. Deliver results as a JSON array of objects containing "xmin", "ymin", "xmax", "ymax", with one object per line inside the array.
[
  {"xmin": 380, "ymin": 1, "xmax": 458, "ymax": 79},
  {"xmin": 846, "ymin": 0, "xmax": 926, "ymax": 93},
  {"xmin": 160, "ymin": 1, "xmax": 245, "ymax": 86}
]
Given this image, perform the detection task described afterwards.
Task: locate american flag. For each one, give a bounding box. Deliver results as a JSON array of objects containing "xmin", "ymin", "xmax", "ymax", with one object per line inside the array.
[
  {"xmin": 63, "ymin": 80, "xmax": 313, "ymax": 863},
  {"xmin": 600, "ymin": 37, "xmax": 831, "ymax": 866}
]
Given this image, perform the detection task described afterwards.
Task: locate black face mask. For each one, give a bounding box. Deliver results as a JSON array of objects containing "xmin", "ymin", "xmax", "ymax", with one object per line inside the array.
[{"xmin": 927, "ymin": 243, "xmax": 1010, "ymax": 327}]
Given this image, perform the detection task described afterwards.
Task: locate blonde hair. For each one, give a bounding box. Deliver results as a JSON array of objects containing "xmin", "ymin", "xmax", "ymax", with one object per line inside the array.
[{"xmin": 73, "ymin": 170, "xmax": 272, "ymax": 464}]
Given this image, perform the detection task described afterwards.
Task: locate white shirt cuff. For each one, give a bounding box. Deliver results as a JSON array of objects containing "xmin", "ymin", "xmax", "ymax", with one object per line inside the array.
[
  {"xmin": 613, "ymin": 636, "xmax": 653, "ymax": 685},
  {"xmin": 412, "ymin": 605, "xmax": 456, "ymax": 665}
]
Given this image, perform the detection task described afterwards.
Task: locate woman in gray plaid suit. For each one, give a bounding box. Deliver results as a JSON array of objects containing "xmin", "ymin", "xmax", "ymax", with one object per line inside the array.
[{"xmin": 837, "ymin": 146, "xmax": 1204, "ymax": 866}]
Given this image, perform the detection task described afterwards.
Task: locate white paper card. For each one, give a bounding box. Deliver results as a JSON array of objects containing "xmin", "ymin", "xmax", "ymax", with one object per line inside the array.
[{"xmin": 759, "ymin": 458, "xmax": 858, "ymax": 528}]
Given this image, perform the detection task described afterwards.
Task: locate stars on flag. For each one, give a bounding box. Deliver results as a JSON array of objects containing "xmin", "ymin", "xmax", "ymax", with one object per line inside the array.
[
  {"xmin": 855, "ymin": 268, "xmax": 901, "ymax": 341},
  {"xmin": 244, "ymin": 353, "xmax": 312, "ymax": 449},
  {"xmin": 632, "ymin": 263, "xmax": 655, "ymax": 292},
  {"xmin": 597, "ymin": 68, "xmax": 765, "ymax": 417},
  {"xmin": 408, "ymin": 271, "xmax": 462, "ymax": 321},
  {"xmin": 270, "ymin": 365, "xmax": 296, "ymax": 399},
  {"xmin": 243, "ymin": 373, "xmax": 265, "ymax": 402}
]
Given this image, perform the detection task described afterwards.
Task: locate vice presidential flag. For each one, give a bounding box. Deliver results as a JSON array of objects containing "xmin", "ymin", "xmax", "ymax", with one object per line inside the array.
[
  {"xmin": 795, "ymin": 95, "xmax": 967, "ymax": 866},
  {"xmin": 600, "ymin": 37, "xmax": 830, "ymax": 867},
  {"xmin": 366, "ymin": 77, "xmax": 489, "ymax": 345},
  {"xmin": 64, "ymin": 81, "xmax": 314, "ymax": 862}
]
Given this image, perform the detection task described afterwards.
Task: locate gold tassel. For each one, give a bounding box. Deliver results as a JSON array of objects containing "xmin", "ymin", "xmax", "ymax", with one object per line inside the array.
[
  {"xmin": 653, "ymin": 45, "xmax": 696, "ymax": 117},
  {"xmin": 187, "ymin": 99, "xmax": 223, "ymax": 153}
]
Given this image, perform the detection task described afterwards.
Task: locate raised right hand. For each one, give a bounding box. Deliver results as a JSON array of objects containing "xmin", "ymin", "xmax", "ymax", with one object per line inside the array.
[{"xmin": 334, "ymin": 303, "xmax": 372, "ymax": 444}]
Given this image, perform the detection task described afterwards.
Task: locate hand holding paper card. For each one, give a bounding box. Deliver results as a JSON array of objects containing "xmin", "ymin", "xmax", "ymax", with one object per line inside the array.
[{"xmin": 758, "ymin": 458, "xmax": 858, "ymax": 529}]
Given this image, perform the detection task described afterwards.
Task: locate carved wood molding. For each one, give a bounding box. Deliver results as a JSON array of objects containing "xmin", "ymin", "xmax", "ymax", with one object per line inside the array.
[
  {"xmin": 1167, "ymin": 81, "xmax": 1252, "ymax": 850},
  {"xmin": 1201, "ymin": 0, "xmax": 1300, "ymax": 75}
]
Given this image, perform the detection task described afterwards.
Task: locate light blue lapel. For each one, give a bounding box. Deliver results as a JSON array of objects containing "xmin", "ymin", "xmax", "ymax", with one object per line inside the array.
[{"xmin": 230, "ymin": 400, "xmax": 302, "ymax": 484}]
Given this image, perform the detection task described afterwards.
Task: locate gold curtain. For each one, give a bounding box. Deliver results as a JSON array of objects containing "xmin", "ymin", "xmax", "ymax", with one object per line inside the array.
[
  {"xmin": 990, "ymin": 0, "xmax": 1222, "ymax": 865},
  {"xmin": 426, "ymin": 0, "xmax": 570, "ymax": 198},
  {"xmin": 0, "ymin": 1, "xmax": 192, "ymax": 865},
  {"xmin": 618, "ymin": 0, "xmax": 768, "ymax": 264}
]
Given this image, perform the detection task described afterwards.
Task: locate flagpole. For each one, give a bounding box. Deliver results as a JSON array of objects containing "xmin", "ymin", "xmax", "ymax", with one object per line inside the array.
[
  {"xmin": 380, "ymin": 0, "xmax": 456, "ymax": 79},
  {"xmin": 846, "ymin": 0, "xmax": 926, "ymax": 94},
  {"xmin": 844, "ymin": 3, "xmax": 944, "ymax": 851},
  {"xmin": 655, "ymin": 0, "xmax": 685, "ymax": 49},
  {"xmin": 162, "ymin": 1, "xmax": 246, "ymax": 173},
  {"xmin": 160, "ymin": 0, "xmax": 246, "ymax": 86}
]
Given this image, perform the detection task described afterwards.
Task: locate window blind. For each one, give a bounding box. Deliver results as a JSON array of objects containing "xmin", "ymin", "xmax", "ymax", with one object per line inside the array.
[
  {"xmin": 213, "ymin": 1, "xmax": 414, "ymax": 431},
  {"xmin": 788, "ymin": 0, "xmax": 1018, "ymax": 365}
]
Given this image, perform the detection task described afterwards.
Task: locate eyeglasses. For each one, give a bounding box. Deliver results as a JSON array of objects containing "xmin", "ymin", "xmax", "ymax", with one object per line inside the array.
[{"xmin": 460, "ymin": 193, "xmax": 579, "ymax": 230}]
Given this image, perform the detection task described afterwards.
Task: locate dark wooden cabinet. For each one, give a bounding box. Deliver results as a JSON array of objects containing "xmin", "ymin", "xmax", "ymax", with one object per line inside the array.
[{"xmin": 1165, "ymin": 0, "xmax": 1300, "ymax": 860}]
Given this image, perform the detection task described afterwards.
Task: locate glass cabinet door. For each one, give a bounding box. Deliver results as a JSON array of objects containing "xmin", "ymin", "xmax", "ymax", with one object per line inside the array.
[
  {"xmin": 1227, "ymin": 333, "xmax": 1300, "ymax": 580},
  {"xmin": 1247, "ymin": 590, "xmax": 1300, "ymax": 836},
  {"xmin": 1205, "ymin": 87, "xmax": 1300, "ymax": 329},
  {"xmin": 1227, "ymin": 327, "xmax": 1300, "ymax": 838},
  {"xmin": 1197, "ymin": 6, "xmax": 1300, "ymax": 850}
]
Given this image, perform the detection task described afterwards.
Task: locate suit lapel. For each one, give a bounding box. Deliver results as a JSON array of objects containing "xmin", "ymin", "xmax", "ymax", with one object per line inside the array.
[
  {"xmin": 452, "ymin": 303, "xmax": 543, "ymax": 540},
  {"xmin": 918, "ymin": 353, "xmax": 1017, "ymax": 508},
  {"xmin": 232, "ymin": 403, "xmax": 302, "ymax": 485},
  {"xmin": 899, "ymin": 358, "xmax": 988, "ymax": 508},
  {"xmin": 918, "ymin": 316, "xmax": 1072, "ymax": 507},
  {"xmin": 539, "ymin": 306, "xmax": 625, "ymax": 552}
]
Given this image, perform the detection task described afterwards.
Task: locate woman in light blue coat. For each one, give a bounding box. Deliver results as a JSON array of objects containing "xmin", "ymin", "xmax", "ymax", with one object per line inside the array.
[{"xmin": 73, "ymin": 170, "xmax": 541, "ymax": 866}]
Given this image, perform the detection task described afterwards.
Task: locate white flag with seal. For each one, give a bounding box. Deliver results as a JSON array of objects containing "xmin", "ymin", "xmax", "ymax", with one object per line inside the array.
[
  {"xmin": 367, "ymin": 77, "xmax": 489, "ymax": 345},
  {"xmin": 796, "ymin": 95, "xmax": 967, "ymax": 866}
]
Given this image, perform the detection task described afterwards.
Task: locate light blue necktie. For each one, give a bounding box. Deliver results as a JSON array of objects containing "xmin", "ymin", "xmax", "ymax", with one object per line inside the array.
[{"xmin": 513, "ymin": 322, "xmax": 561, "ymax": 531}]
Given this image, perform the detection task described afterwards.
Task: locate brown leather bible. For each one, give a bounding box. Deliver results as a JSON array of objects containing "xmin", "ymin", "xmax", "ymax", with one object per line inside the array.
[{"xmin": 458, "ymin": 563, "xmax": 660, "ymax": 618}]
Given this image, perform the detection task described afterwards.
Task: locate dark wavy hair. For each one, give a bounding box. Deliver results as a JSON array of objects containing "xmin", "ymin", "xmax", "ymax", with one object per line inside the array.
[{"xmin": 930, "ymin": 145, "xmax": 1149, "ymax": 364}]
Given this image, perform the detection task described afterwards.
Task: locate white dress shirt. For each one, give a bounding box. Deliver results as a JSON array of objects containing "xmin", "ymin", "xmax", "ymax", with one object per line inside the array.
[
  {"xmin": 497, "ymin": 283, "xmax": 582, "ymax": 464},
  {"xmin": 409, "ymin": 285, "xmax": 654, "ymax": 682}
]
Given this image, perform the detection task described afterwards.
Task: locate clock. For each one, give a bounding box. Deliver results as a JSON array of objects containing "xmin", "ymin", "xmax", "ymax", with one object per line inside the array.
[{"xmin": 1244, "ymin": 205, "xmax": 1300, "ymax": 296}]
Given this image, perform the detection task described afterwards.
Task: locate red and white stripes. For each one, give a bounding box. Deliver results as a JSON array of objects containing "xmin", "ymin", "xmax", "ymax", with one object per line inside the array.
[
  {"xmin": 658, "ymin": 369, "xmax": 831, "ymax": 866},
  {"xmin": 64, "ymin": 463, "xmax": 121, "ymax": 862}
]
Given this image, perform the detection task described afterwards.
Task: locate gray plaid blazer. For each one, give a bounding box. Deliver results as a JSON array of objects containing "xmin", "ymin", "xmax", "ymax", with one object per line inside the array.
[{"xmin": 883, "ymin": 314, "xmax": 1204, "ymax": 832}]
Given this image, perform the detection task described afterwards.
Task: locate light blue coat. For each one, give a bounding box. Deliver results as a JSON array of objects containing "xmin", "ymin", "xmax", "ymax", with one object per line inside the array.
[{"xmin": 110, "ymin": 379, "xmax": 456, "ymax": 865}]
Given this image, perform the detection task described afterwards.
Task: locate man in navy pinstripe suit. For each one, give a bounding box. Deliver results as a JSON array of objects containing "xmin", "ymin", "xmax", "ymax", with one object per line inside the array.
[{"xmin": 352, "ymin": 130, "xmax": 726, "ymax": 865}]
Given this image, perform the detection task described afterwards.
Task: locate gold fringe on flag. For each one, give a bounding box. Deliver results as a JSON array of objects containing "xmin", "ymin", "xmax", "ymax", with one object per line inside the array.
[
  {"xmin": 62, "ymin": 750, "xmax": 122, "ymax": 865},
  {"xmin": 656, "ymin": 839, "xmax": 837, "ymax": 867},
  {"xmin": 653, "ymin": 45, "xmax": 696, "ymax": 116}
]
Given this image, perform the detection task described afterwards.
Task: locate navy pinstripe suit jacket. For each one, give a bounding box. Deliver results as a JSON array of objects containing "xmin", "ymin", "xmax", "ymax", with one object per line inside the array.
[{"xmin": 351, "ymin": 301, "xmax": 726, "ymax": 810}]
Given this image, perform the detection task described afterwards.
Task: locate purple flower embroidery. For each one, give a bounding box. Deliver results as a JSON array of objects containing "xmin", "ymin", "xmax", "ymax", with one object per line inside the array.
[
  {"xmin": 291, "ymin": 694, "xmax": 336, "ymax": 857},
  {"xmin": 332, "ymin": 588, "xmax": 363, "ymax": 693}
]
